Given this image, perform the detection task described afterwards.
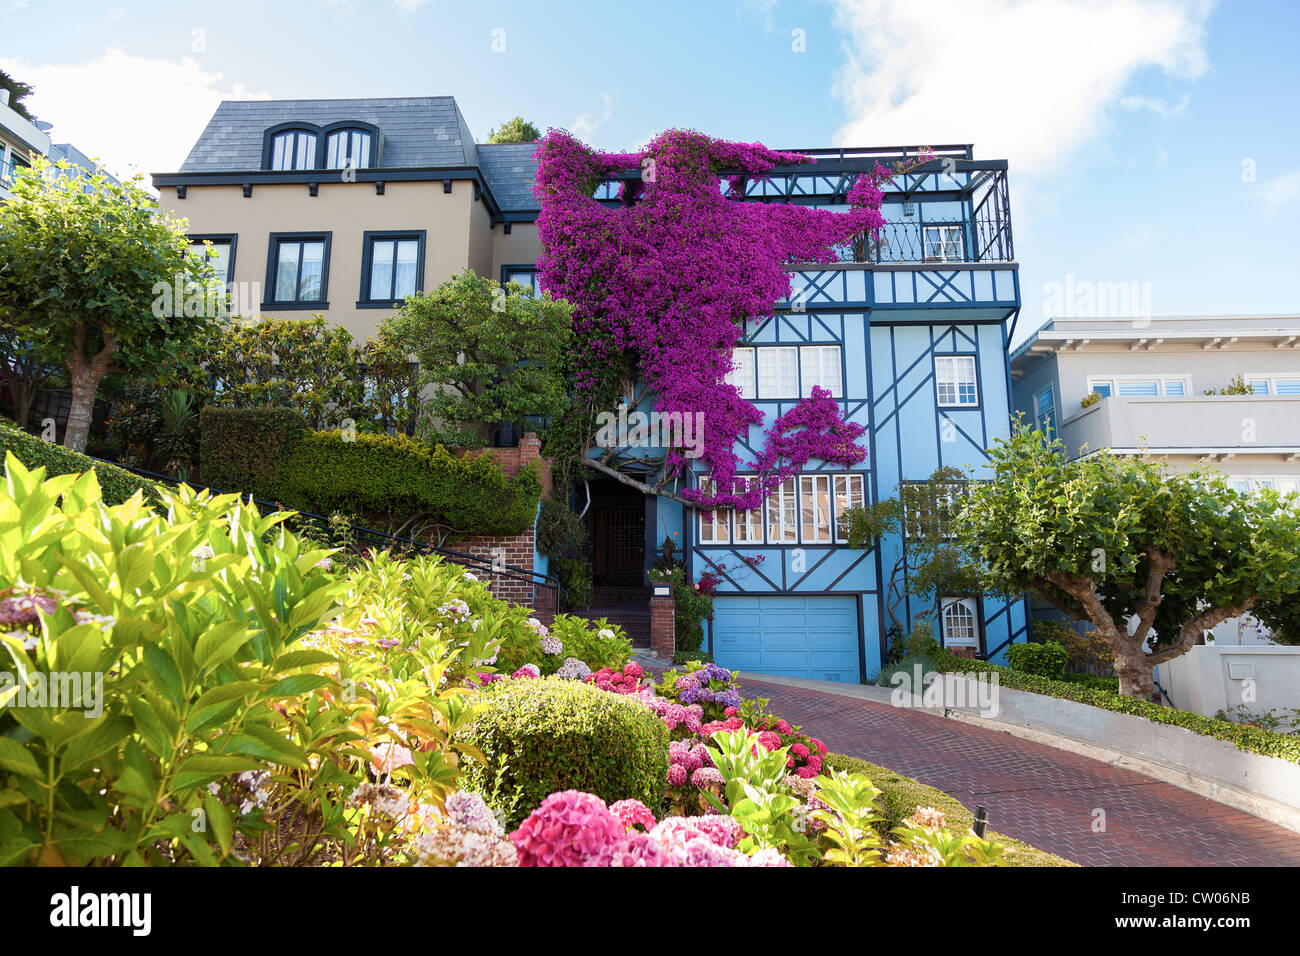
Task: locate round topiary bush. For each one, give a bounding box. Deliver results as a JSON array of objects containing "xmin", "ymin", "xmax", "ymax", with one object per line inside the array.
[{"xmin": 459, "ymin": 677, "xmax": 670, "ymax": 829}]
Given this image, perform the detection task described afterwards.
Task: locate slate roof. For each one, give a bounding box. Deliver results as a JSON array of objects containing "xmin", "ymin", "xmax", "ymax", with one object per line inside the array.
[
  {"xmin": 177, "ymin": 96, "xmax": 481, "ymax": 173},
  {"xmin": 476, "ymin": 143, "xmax": 540, "ymax": 212},
  {"xmin": 175, "ymin": 95, "xmax": 541, "ymax": 213}
]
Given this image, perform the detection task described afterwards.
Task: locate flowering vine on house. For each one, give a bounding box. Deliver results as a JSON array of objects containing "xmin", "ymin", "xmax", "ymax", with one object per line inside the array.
[{"xmin": 533, "ymin": 128, "xmax": 921, "ymax": 510}]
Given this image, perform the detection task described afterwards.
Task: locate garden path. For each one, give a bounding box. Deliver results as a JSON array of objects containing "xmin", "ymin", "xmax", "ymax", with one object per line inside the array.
[{"xmin": 735, "ymin": 674, "xmax": 1300, "ymax": 866}]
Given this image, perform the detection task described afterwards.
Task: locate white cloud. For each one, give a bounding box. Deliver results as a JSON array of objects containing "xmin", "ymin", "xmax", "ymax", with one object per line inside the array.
[
  {"xmin": 828, "ymin": 0, "xmax": 1214, "ymax": 175},
  {"xmin": 1247, "ymin": 169, "xmax": 1300, "ymax": 210},
  {"xmin": 0, "ymin": 48, "xmax": 270, "ymax": 182},
  {"xmin": 572, "ymin": 93, "xmax": 617, "ymax": 140},
  {"xmin": 1119, "ymin": 92, "xmax": 1191, "ymax": 117},
  {"xmin": 393, "ymin": 0, "xmax": 429, "ymax": 13}
]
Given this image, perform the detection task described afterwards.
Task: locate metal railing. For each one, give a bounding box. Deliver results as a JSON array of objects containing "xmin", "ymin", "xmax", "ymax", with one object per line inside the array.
[{"xmin": 95, "ymin": 458, "xmax": 564, "ymax": 612}]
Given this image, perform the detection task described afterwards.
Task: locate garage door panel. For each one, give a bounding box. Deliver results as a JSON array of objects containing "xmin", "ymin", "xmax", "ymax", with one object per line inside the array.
[{"xmin": 713, "ymin": 595, "xmax": 859, "ymax": 682}]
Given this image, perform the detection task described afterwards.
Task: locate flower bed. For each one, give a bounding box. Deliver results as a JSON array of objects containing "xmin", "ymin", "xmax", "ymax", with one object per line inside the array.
[{"xmin": 0, "ymin": 454, "xmax": 1066, "ymax": 868}]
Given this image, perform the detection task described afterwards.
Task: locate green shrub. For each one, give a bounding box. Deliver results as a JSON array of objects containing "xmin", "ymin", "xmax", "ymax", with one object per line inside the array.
[
  {"xmin": 875, "ymin": 653, "xmax": 938, "ymax": 692},
  {"xmin": 823, "ymin": 754, "xmax": 1076, "ymax": 867},
  {"xmin": 1006, "ymin": 640, "xmax": 1068, "ymax": 680},
  {"xmin": 536, "ymin": 496, "xmax": 587, "ymax": 558},
  {"xmin": 279, "ymin": 430, "xmax": 541, "ymax": 534},
  {"xmin": 929, "ymin": 647, "xmax": 1300, "ymax": 764},
  {"xmin": 548, "ymin": 614, "xmax": 632, "ymax": 671},
  {"xmin": 199, "ymin": 406, "xmax": 307, "ymax": 498},
  {"xmin": 554, "ymin": 556, "xmax": 593, "ymax": 610},
  {"xmin": 0, "ymin": 419, "xmax": 160, "ymax": 505},
  {"xmin": 199, "ymin": 408, "xmax": 542, "ymax": 536},
  {"xmin": 458, "ymin": 677, "xmax": 669, "ymax": 828},
  {"xmin": 0, "ymin": 452, "xmax": 348, "ymax": 865}
]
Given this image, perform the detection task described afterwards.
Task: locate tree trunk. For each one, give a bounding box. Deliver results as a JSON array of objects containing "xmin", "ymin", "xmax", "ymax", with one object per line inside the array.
[
  {"xmin": 62, "ymin": 326, "xmax": 117, "ymax": 453},
  {"xmin": 1111, "ymin": 643, "xmax": 1156, "ymax": 700}
]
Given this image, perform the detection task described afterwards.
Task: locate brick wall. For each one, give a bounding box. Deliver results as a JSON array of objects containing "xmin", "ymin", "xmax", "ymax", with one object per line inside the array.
[
  {"xmin": 454, "ymin": 433, "xmax": 554, "ymax": 622},
  {"xmin": 650, "ymin": 592, "xmax": 675, "ymax": 658}
]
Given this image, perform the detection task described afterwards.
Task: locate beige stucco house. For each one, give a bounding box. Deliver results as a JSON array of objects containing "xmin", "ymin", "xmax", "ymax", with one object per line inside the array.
[{"xmin": 153, "ymin": 97, "xmax": 543, "ymax": 342}]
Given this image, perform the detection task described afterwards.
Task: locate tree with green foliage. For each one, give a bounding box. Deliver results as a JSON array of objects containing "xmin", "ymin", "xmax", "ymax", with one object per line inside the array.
[
  {"xmin": 486, "ymin": 116, "xmax": 542, "ymax": 144},
  {"xmin": 840, "ymin": 466, "xmax": 981, "ymax": 640},
  {"xmin": 956, "ymin": 425, "xmax": 1300, "ymax": 698},
  {"xmin": 384, "ymin": 268, "xmax": 573, "ymax": 447},
  {"xmin": 0, "ymin": 159, "xmax": 215, "ymax": 451},
  {"xmin": 0, "ymin": 69, "xmax": 36, "ymax": 122}
]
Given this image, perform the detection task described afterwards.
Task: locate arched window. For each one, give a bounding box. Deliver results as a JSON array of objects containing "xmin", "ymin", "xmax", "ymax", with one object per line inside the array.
[
  {"xmin": 270, "ymin": 129, "xmax": 318, "ymax": 170},
  {"xmin": 941, "ymin": 598, "xmax": 978, "ymax": 648},
  {"xmin": 326, "ymin": 128, "xmax": 372, "ymax": 169}
]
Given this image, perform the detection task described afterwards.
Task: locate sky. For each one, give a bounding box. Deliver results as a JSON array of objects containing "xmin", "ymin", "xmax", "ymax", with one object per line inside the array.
[{"xmin": 3, "ymin": 0, "xmax": 1298, "ymax": 343}]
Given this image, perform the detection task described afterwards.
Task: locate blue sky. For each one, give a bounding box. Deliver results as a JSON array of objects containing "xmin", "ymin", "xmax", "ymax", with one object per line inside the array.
[{"xmin": 3, "ymin": 0, "xmax": 1297, "ymax": 342}]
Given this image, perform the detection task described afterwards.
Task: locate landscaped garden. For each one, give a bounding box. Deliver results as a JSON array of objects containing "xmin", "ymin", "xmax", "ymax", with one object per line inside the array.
[{"xmin": 0, "ymin": 452, "xmax": 1072, "ymax": 866}]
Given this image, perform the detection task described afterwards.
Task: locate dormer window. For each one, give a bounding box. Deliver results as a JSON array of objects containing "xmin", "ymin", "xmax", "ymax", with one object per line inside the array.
[
  {"xmin": 270, "ymin": 129, "xmax": 318, "ymax": 171},
  {"xmin": 326, "ymin": 129, "xmax": 372, "ymax": 169}
]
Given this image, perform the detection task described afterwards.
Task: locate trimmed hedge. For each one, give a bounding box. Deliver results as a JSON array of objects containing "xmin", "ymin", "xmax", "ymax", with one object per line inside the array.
[
  {"xmin": 199, "ymin": 407, "xmax": 541, "ymax": 535},
  {"xmin": 1006, "ymin": 640, "xmax": 1068, "ymax": 680},
  {"xmin": 279, "ymin": 430, "xmax": 540, "ymax": 534},
  {"xmin": 458, "ymin": 677, "xmax": 670, "ymax": 828},
  {"xmin": 1, "ymin": 419, "xmax": 160, "ymax": 505},
  {"xmin": 200, "ymin": 406, "xmax": 307, "ymax": 499},
  {"xmin": 824, "ymin": 753, "xmax": 1076, "ymax": 867},
  {"xmin": 927, "ymin": 648, "xmax": 1300, "ymax": 765}
]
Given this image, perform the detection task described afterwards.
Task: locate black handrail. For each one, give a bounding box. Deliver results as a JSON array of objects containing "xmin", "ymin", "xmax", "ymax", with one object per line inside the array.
[{"xmin": 93, "ymin": 457, "xmax": 565, "ymax": 606}]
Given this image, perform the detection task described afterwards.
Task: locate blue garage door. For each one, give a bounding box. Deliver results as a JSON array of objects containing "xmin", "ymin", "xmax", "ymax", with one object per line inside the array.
[{"xmin": 712, "ymin": 595, "xmax": 860, "ymax": 683}]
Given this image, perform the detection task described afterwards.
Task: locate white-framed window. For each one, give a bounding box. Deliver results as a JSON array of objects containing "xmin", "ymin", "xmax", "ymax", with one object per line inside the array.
[
  {"xmin": 799, "ymin": 345, "xmax": 842, "ymax": 397},
  {"xmin": 799, "ymin": 475, "xmax": 833, "ymax": 542},
  {"xmin": 833, "ymin": 474, "xmax": 865, "ymax": 542},
  {"xmin": 726, "ymin": 347, "xmax": 757, "ymax": 399},
  {"xmin": 766, "ymin": 477, "xmax": 798, "ymax": 543},
  {"xmin": 1034, "ymin": 384, "xmax": 1055, "ymax": 434},
  {"xmin": 696, "ymin": 477, "xmax": 730, "ymax": 544},
  {"xmin": 1228, "ymin": 476, "xmax": 1300, "ymax": 496},
  {"xmin": 935, "ymin": 355, "xmax": 978, "ymax": 407},
  {"xmin": 326, "ymin": 129, "xmax": 372, "ymax": 169},
  {"xmin": 1087, "ymin": 375, "xmax": 1191, "ymax": 398},
  {"xmin": 757, "ymin": 347, "xmax": 798, "ymax": 399},
  {"xmin": 940, "ymin": 598, "xmax": 979, "ymax": 648},
  {"xmin": 733, "ymin": 475, "xmax": 765, "ymax": 543},
  {"xmin": 923, "ymin": 225, "xmax": 963, "ymax": 262},
  {"xmin": 270, "ymin": 130, "xmax": 318, "ymax": 171},
  {"xmin": 1243, "ymin": 375, "xmax": 1300, "ymax": 396}
]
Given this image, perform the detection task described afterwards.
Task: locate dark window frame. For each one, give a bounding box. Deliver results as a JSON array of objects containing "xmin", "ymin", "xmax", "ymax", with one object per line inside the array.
[
  {"xmin": 358, "ymin": 230, "xmax": 426, "ymax": 308},
  {"xmin": 187, "ymin": 233, "xmax": 238, "ymax": 286},
  {"xmin": 262, "ymin": 121, "xmax": 383, "ymax": 172},
  {"xmin": 262, "ymin": 231, "xmax": 332, "ymax": 310}
]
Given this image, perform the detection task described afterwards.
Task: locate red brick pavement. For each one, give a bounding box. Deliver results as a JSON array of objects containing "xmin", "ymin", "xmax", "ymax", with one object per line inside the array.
[{"xmin": 739, "ymin": 677, "xmax": 1300, "ymax": 867}]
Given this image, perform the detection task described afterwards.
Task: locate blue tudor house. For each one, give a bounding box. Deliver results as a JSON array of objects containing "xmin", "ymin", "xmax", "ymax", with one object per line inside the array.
[{"xmin": 550, "ymin": 145, "xmax": 1031, "ymax": 682}]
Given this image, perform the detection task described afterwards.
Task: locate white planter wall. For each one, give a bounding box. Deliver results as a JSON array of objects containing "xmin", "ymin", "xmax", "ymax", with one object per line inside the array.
[{"xmin": 1156, "ymin": 644, "xmax": 1300, "ymax": 725}]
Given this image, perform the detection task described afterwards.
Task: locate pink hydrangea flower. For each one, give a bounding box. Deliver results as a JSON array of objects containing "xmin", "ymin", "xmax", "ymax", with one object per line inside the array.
[
  {"xmin": 510, "ymin": 791, "xmax": 625, "ymax": 867},
  {"xmin": 690, "ymin": 767, "xmax": 725, "ymax": 789},
  {"xmin": 666, "ymin": 764, "xmax": 689, "ymax": 787},
  {"xmin": 791, "ymin": 743, "xmax": 810, "ymax": 759},
  {"xmin": 610, "ymin": 799, "xmax": 657, "ymax": 832}
]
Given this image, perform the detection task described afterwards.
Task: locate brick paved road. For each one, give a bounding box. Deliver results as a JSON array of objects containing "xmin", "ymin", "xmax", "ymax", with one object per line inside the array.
[{"xmin": 740, "ymin": 676, "xmax": 1300, "ymax": 867}]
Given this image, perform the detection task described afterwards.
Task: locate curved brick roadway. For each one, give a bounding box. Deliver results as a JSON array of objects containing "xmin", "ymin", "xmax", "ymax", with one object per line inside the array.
[{"xmin": 739, "ymin": 675, "xmax": 1300, "ymax": 867}]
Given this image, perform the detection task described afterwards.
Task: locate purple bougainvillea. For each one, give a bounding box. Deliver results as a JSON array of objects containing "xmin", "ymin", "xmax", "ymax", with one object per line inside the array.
[{"xmin": 533, "ymin": 129, "xmax": 912, "ymax": 510}]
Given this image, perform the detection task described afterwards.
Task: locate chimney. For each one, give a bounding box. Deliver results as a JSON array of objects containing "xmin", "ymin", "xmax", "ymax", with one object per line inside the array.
[{"xmin": 0, "ymin": 90, "xmax": 10, "ymax": 107}]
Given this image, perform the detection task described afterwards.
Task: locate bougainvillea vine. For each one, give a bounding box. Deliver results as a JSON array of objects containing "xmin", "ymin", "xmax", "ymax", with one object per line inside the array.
[{"xmin": 533, "ymin": 128, "xmax": 920, "ymax": 510}]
